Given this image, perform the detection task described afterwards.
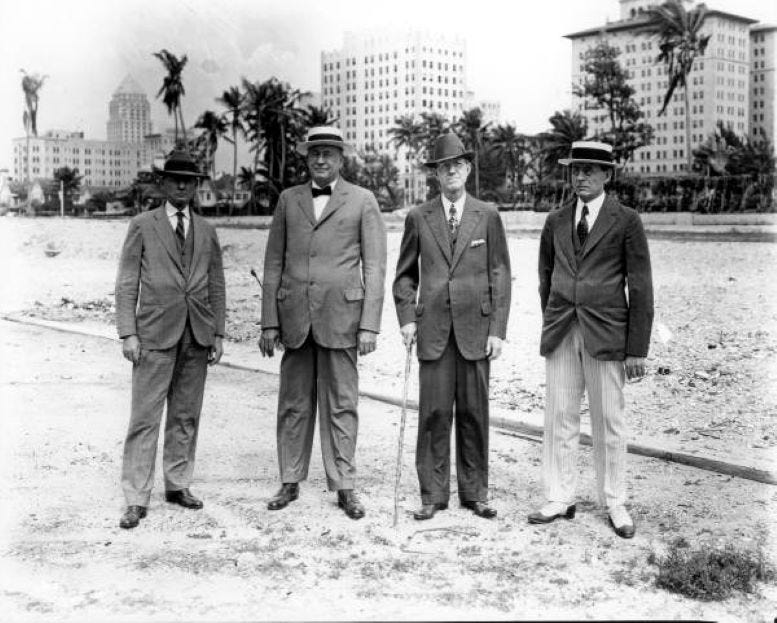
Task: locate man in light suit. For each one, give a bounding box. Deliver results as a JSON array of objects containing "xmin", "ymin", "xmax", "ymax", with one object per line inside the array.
[
  {"xmin": 259, "ymin": 126, "xmax": 386, "ymax": 520},
  {"xmin": 529, "ymin": 141, "xmax": 654, "ymax": 539},
  {"xmin": 115, "ymin": 150, "xmax": 226, "ymax": 529},
  {"xmin": 393, "ymin": 133, "xmax": 511, "ymax": 521}
]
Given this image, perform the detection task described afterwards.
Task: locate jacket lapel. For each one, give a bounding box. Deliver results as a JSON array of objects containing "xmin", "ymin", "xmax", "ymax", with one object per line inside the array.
[
  {"xmin": 297, "ymin": 185, "xmax": 316, "ymax": 227},
  {"xmin": 450, "ymin": 196, "xmax": 483, "ymax": 271},
  {"xmin": 152, "ymin": 207, "xmax": 184, "ymax": 274},
  {"xmin": 189, "ymin": 212, "xmax": 207, "ymax": 281},
  {"xmin": 580, "ymin": 194, "xmax": 618, "ymax": 260},
  {"xmin": 556, "ymin": 200, "xmax": 578, "ymax": 269},
  {"xmin": 316, "ymin": 179, "xmax": 347, "ymax": 227},
  {"xmin": 422, "ymin": 198, "xmax": 452, "ymax": 265}
]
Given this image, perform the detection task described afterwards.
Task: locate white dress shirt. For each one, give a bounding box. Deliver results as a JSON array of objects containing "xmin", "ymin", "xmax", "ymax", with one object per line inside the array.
[
  {"xmin": 442, "ymin": 192, "xmax": 466, "ymax": 227},
  {"xmin": 575, "ymin": 191, "xmax": 605, "ymax": 230},
  {"xmin": 165, "ymin": 202, "xmax": 190, "ymax": 237},
  {"xmin": 312, "ymin": 178, "xmax": 338, "ymax": 221}
]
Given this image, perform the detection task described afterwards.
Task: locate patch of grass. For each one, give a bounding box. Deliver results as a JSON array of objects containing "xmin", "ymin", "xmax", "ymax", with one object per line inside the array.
[{"xmin": 651, "ymin": 537, "xmax": 775, "ymax": 601}]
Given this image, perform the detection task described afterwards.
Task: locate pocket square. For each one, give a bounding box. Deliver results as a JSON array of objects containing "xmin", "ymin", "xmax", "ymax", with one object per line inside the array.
[{"xmin": 470, "ymin": 239, "xmax": 486, "ymax": 248}]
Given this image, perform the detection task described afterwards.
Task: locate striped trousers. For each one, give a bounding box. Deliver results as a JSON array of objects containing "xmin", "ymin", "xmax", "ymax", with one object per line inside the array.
[{"xmin": 542, "ymin": 323, "xmax": 627, "ymax": 510}]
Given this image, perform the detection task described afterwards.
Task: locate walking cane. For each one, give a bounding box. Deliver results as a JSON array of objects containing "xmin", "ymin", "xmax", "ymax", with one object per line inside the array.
[{"xmin": 393, "ymin": 341, "xmax": 413, "ymax": 527}]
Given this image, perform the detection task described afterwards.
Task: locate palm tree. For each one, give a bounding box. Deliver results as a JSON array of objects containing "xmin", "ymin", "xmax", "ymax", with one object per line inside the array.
[
  {"xmin": 388, "ymin": 115, "xmax": 424, "ymax": 206},
  {"xmin": 20, "ymin": 70, "xmax": 46, "ymax": 213},
  {"xmin": 53, "ymin": 166, "xmax": 82, "ymax": 214},
  {"xmin": 194, "ymin": 110, "xmax": 227, "ymax": 178},
  {"xmin": 153, "ymin": 49, "xmax": 189, "ymax": 148},
  {"xmin": 216, "ymin": 86, "xmax": 245, "ymax": 213},
  {"xmin": 643, "ymin": 0, "xmax": 711, "ymax": 172},
  {"xmin": 303, "ymin": 105, "xmax": 338, "ymax": 127},
  {"xmin": 489, "ymin": 123, "xmax": 526, "ymax": 192},
  {"xmin": 454, "ymin": 107, "xmax": 491, "ymax": 198},
  {"xmin": 537, "ymin": 110, "xmax": 588, "ymax": 179}
]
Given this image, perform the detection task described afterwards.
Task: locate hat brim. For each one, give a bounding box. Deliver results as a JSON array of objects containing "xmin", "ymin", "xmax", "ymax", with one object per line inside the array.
[
  {"xmin": 559, "ymin": 157, "xmax": 620, "ymax": 169},
  {"xmin": 297, "ymin": 140, "xmax": 354, "ymax": 156},
  {"xmin": 154, "ymin": 167, "xmax": 209, "ymax": 179},
  {"xmin": 423, "ymin": 151, "xmax": 474, "ymax": 168}
]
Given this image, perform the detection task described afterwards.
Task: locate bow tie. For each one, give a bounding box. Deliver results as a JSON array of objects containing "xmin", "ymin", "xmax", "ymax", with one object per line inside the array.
[{"xmin": 311, "ymin": 186, "xmax": 332, "ymax": 198}]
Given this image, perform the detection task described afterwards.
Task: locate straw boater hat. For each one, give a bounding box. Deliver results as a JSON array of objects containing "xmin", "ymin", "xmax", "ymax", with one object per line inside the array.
[
  {"xmin": 296, "ymin": 126, "xmax": 354, "ymax": 156},
  {"xmin": 154, "ymin": 150, "xmax": 209, "ymax": 178},
  {"xmin": 558, "ymin": 141, "xmax": 620, "ymax": 168},
  {"xmin": 423, "ymin": 133, "xmax": 474, "ymax": 168}
]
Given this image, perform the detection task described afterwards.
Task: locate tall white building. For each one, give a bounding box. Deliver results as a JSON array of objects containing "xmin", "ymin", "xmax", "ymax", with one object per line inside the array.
[
  {"xmin": 750, "ymin": 24, "xmax": 776, "ymax": 148},
  {"xmin": 106, "ymin": 75, "xmax": 153, "ymax": 144},
  {"xmin": 321, "ymin": 30, "xmax": 468, "ymax": 202},
  {"xmin": 566, "ymin": 0, "xmax": 759, "ymax": 175}
]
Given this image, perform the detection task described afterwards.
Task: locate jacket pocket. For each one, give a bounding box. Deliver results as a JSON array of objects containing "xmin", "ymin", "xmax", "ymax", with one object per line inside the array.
[{"xmin": 344, "ymin": 288, "xmax": 365, "ymax": 302}]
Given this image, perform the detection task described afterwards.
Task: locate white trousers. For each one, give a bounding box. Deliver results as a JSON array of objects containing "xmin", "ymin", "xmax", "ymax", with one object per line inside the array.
[{"xmin": 542, "ymin": 323, "xmax": 627, "ymax": 510}]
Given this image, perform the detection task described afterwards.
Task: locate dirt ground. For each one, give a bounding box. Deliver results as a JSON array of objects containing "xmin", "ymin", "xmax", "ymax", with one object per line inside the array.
[{"xmin": 0, "ymin": 217, "xmax": 776, "ymax": 620}]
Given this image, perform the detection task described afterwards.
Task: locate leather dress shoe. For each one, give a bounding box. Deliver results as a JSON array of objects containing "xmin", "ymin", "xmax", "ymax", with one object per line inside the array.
[
  {"xmin": 462, "ymin": 501, "xmax": 497, "ymax": 519},
  {"xmin": 165, "ymin": 488, "xmax": 203, "ymax": 509},
  {"xmin": 413, "ymin": 502, "xmax": 448, "ymax": 520},
  {"xmin": 337, "ymin": 489, "xmax": 365, "ymax": 520},
  {"xmin": 608, "ymin": 507, "xmax": 636, "ymax": 539},
  {"xmin": 119, "ymin": 505, "xmax": 147, "ymax": 529},
  {"xmin": 267, "ymin": 483, "xmax": 299, "ymax": 510},
  {"xmin": 528, "ymin": 503, "xmax": 576, "ymax": 524}
]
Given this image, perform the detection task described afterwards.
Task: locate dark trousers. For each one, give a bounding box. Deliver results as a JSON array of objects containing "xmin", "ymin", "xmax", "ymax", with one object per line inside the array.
[
  {"xmin": 121, "ymin": 323, "xmax": 209, "ymax": 506},
  {"xmin": 417, "ymin": 332, "xmax": 490, "ymax": 505},
  {"xmin": 276, "ymin": 332, "xmax": 358, "ymax": 491}
]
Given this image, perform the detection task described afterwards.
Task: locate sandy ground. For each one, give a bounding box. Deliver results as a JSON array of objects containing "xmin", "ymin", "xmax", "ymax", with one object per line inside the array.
[
  {"xmin": 0, "ymin": 217, "xmax": 776, "ymax": 620},
  {"xmin": 1, "ymin": 320, "xmax": 776, "ymax": 621}
]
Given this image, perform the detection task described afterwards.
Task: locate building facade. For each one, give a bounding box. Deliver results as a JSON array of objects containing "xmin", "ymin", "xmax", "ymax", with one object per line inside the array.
[
  {"xmin": 106, "ymin": 75, "xmax": 153, "ymax": 144},
  {"xmin": 566, "ymin": 0, "xmax": 760, "ymax": 175},
  {"xmin": 750, "ymin": 24, "xmax": 776, "ymax": 148},
  {"xmin": 12, "ymin": 130, "xmax": 144, "ymax": 188},
  {"xmin": 321, "ymin": 30, "xmax": 469, "ymax": 202}
]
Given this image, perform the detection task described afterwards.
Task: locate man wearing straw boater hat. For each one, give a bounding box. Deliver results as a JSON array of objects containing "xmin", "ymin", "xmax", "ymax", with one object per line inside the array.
[
  {"xmin": 259, "ymin": 126, "xmax": 386, "ymax": 520},
  {"xmin": 529, "ymin": 141, "xmax": 654, "ymax": 539},
  {"xmin": 393, "ymin": 133, "xmax": 511, "ymax": 520},
  {"xmin": 115, "ymin": 150, "xmax": 226, "ymax": 529}
]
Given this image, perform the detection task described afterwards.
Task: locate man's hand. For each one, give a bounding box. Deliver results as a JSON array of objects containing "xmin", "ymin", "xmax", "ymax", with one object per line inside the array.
[
  {"xmin": 486, "ymin": 336, "xmax": 503, "ymax": 361},
  {"xmin": 400, "ymin": 322, "xmax": 417, "ymax": 350},
  {"xmin": 208, "ymin": 336, "xmax": 224, "ymax": 366},
  {"xmin": 358, "ymin": 330, "xmax": 377, "ymax": 356},
  {"xmin": 258, "ymin": 329, "xmax": 282, "ymax": 358},
  {"xmin": 122, "ymin": 335, "xmax": 141, "ymax": 365},
  {"xmin": 625, "ymin": 356, "xmax": 647, "ymax": 380}
]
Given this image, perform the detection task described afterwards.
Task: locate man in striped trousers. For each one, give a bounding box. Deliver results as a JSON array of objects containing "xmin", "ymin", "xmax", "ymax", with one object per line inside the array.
[{"xmin": 529, "ymin": 141, "xmax": 654, "ymax": 539}]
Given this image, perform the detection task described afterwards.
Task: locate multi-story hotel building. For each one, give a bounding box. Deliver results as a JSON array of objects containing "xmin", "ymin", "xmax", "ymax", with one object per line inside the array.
[
  {"xmin": 566, "ymin": 0, "xmax": 761, "ymax": 175},
  {"xmin": 106, "ymin": 75, "xmax": 153, "ymax": 144},
  {"xmin": 321, "ymin": 30, "xmax": 468, "ymax": 202},
  {"xmin": 12, "ymin": 130, "xmax": 144, "ymax": 188},
  {"xmin": 750, "ymin": 24, "xmax": 776, "ymax": 148}
]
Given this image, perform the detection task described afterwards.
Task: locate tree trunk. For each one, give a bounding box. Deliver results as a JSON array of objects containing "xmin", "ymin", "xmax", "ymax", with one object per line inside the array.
[
  {"xmin": 474, "ymin": 147, "xmax": 480, "ymax": 199},
  {"xmin": 231, "ymin": 128, "xmax": 237, "ymax": 217},
  {"xmin": 684, "ymin": 85, "xmax": 692, "ymax": 173},
  {"xmin": 179, "ymin": 104, "xmax": 187, "ymax": 151},
  {"xmin": 25, "ymin": 131, "xmax": 32, "ymax": 216}
]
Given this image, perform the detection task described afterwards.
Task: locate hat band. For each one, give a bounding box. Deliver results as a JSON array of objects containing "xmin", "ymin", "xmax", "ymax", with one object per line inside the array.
[
  {"xmin": 570, "ymin": 147, "xmax": 612, "ymax": 162},
  {"xmin": 307, "ymin": 133, "xmax": 344, "ymax": 143}
]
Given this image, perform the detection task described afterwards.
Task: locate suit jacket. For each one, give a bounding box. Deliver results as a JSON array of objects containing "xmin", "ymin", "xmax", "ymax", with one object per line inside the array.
[
  {"xmin": 115, "ymin": 207, "xmax": 226, "ymax": 349},
  {"xmin": 538, "ymin": 193, "xmax": 654, "ymax": 360},
  {"xmin": 261, "ymin": 178, "xmax": 387, "ymax": 350},
  {"xmin": 393, "ymin": 194, "xmax": 512, "ymax": 361}
]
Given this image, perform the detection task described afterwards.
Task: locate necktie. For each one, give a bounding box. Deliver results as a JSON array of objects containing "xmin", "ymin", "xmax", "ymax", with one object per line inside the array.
[
  {"xmin": 175, "ymin": 210, "xmax": 185, "ymax": 250},
  {"xmin": 312, "ymin": 186, "xmax": 332, "ymax": 198},
  {"xmin": 577, "ymin": 204, "xmax": 589, "ymax": 246},
  {"xmin": 448, "ymin": 204, "xmax": 458, "ymax": 236}
]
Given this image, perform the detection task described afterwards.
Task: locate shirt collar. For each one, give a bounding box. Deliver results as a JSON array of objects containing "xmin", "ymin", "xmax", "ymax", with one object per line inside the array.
[
  {"xmin": 577, "ymin": 191, "xmax": 606, "ymax": 219},
  {"xmin": 442, "ymin": 192, "xmax": 466, "ymax": 216},
  {"xmin": 311, "ymin": 178, "xmax": 338, "ymax": 191},
  {"xmin": 166, "ymin": 202, "xmax": 190, "ymax": 218}
]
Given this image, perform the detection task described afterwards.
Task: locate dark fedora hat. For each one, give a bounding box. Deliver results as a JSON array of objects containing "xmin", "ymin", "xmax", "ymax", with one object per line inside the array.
[
  {"xmin": 296, "ymin": 126, "xmax": 354, "ymax": 156},
  {"xmin": 155, "ymin": 150, "xmax": 208, "ymax": 178},
  {"xmin": 423, "ymin": 133, "xmax": 473, "ymax": 168},
  {"xmin": 559, "ymin": 141, "xmax": 620, "ymax": 168}
]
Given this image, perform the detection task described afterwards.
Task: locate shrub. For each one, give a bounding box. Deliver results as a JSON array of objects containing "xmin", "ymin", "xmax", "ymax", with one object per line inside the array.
[{"xmin": 652, "ymin": 537, "xmax": 775, "ymax": 601}]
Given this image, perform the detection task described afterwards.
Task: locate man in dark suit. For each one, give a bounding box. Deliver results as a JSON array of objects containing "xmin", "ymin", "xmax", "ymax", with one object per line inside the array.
[
  {"xmin": 393, "ymin": 133, "xmax": 511, "ymax": 520},
  {"xmin": 115, "ymin": 150, "xmax": 226, "ymax": 529},
  {"xmin": 528, "ymin": 141, "xmax": 654, "ymax": 539},
  {"xmin": 259, "ymin": 126, "xmax": 386, "ymax": 520}
]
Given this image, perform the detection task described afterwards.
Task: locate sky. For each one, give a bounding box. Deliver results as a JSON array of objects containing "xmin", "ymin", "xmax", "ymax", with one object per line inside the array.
[{"xmin": 1, "ymin": 0, "xmax": 775, "ymax": 175}]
